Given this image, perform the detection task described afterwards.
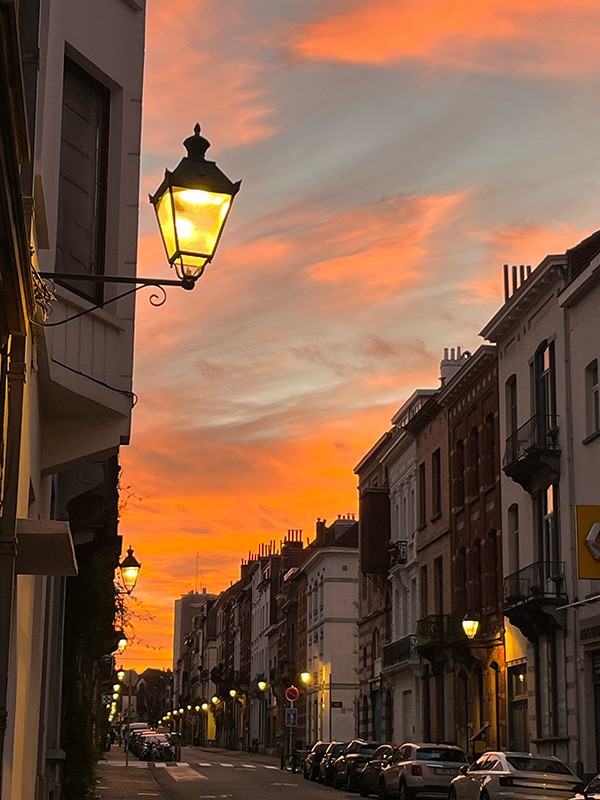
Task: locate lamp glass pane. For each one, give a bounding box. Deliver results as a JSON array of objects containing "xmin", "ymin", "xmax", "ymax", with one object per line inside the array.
[
  {"xmin": 172, "ymin": 187, "xmax": 231, "ymax": 260},
  {"xmin": 155, "ymin": 190, "xmax": 177, "ymax": 261},
  {"xmin": 121, "ymin": 565, "xmax": 139, "ymax": 592}
]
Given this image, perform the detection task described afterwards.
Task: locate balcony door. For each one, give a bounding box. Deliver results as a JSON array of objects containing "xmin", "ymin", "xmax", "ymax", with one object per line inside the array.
[{"xmin": 533, "ymin": 341, "xmax": 557, "ymax": 436}]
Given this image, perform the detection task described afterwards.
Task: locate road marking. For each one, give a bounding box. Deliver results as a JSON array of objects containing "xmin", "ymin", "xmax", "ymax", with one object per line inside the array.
[
  {"xmin": 137, "ymin": 794, "xmax": 160, "ymax": 797},
  {"xmin": 167, "ymin": 765, "xmax": 208, "ymax": 782},
  {"xmin": 270, "ymin": 782, "xmax": 297, "ymax": 787},
  {"xmin": 198, "ymin": 762, "xmax": 213, "ymax": 767},
  {"xmin": 241, "ymin": 765, "xmax": 256, "ymax": 769},
  {"xmin": 219, "ymin": 763, "xmax": 234, "ymax": 767},
  {"xmin": 264, "ymin": 765, "xmax": 279, "ymax": 770}
]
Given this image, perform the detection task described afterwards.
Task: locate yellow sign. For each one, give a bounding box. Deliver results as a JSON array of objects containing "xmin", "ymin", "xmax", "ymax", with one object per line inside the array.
[{"xmin": 577, "ymin": 506, "xmax": 600, "ymax": 579}]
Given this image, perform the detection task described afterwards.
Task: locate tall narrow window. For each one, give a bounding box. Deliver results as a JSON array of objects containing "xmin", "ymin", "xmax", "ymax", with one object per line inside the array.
[
  {"xmin": 420, "ymin": 564, "xmax": 428, "ymax": 618},
  {"xmin": 484, "ymin": 413, "xmax": 496, "ymax": 486},
  {"xmin": 57, "ymin": 58, "xmax": 110, "ymax": 303},
  {"xmin": 506, "ymin": 375, "xmax": 518, "ymax": 436},
  {"xmin": 541, "ymin": 484, "xmax": 560, "ymax": 569},
  {"xmin": 455, "ymin": 547, "xmax": 467, "ymax": 616},
  {"xmin": 507, "ymin": 504, "xmax": 520, "ymax": 575},
  {"xmin": 418, "ymin": 461, "xmax": 426, "ymax": 527},
  {"xmin": 433, "ymin": 556, "xmax": 443, "ymax": 615},
  {"xmin": 431, "ymin": 448, "xmax": 441, "ymax": 517},
  {"xmin": 469, "ymin": 427, "xmax": 480, "ymax": 497},
  {"xmin": 586, "ymin": 359, "xmax": 600, "ymax": 437},
  {"xmin": 455, "ymin": 440, "xmax": 465, "ymax": 507},
  {"xmin": 534, "ymin": 341, "xmax": 557, "ymax": 434}
]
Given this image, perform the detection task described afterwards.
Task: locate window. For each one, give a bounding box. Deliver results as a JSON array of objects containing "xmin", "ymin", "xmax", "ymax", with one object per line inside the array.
[
  {"xmin": 431, "ymin": 448, "xmax": 441, "ymax": 517},
  {"xmin": 534, "ymin": 341, "xmax": 557, "ymax": 433},
  {"xmin": 541, "ymin": 484, "xmax": 559, "ymax": 566},
  {"xmin": 418, "ymin": 461, "xmax": 426, "ymax": 527},
  {"xmin": 506, "ymin": 375, "xmax": 518, "ymax": 436},
  {"xmin": 484, "ymin": 413, "xmax": 496, "ymax": 486},
  {"xmin": 420, "ymin": 565, "xmax": 428, "ymax": 618},
  {"xmin": 507, "ymin": 504, "xmax": 520, "ymax": 575},
  {"xmin": 454, "ymin": 440, "xmax": 465, "ymax": 507},
  {"xmin": 472, "ymin": 539, "xmax": 482, "ymax": 610},
  {"xmin": 586, "ymin": 359, "xmax": 600, "ymax": 437},
  {"xmin": 468, "ymin": 427, "xmax": 480, "ymax": 496},
  {"xmin": 433, "ymin": 556, "xmax": 443, "ymax": 615},
  {"xmin": 56, "ymin": 58, "xmax": 110, "ymax": 303}
]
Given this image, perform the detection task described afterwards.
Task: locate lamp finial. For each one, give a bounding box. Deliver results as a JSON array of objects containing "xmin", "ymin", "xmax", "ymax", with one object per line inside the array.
[{"xmin": 184, "ymin": 123, "xmax": 210, "ymax": 160}]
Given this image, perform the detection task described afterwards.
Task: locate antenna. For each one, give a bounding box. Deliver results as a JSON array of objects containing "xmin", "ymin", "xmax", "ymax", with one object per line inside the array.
[{"xmin": 194, "ymin": 548, "xmax": 199, "ymax": 593}]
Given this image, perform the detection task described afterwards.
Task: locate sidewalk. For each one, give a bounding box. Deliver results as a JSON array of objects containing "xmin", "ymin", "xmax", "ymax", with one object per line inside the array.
[
  {"xmin": 96, "ymin": 745, "xmax": 171, "ymax": 800},
  {"xmin": 95, "ymin": 743, "xmax": 282, "ymax": 799}
]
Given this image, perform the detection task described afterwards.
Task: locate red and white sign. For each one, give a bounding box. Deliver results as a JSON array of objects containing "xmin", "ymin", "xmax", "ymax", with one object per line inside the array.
[{"xmin": 285, "ymin": 685, "xmax": 300, "ymax": 702}]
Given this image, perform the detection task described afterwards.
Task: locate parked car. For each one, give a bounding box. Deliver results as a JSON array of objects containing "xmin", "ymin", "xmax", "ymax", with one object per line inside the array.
[
  {"xmin": 449, "ymin": 751, "xmax": 584, "ymax": 800},
  {"xmin": 304, "ymin": 741, "xmax": 330, "ymax": 781},
  {"xmin": 359, "ymin": 744, "xmax": 402, "ymax": 797},
  {"xmin": 567, "ymin": 773, "xmax": 600, "ymax": 799},
  {"xmin": 319, "ymin": 741, "xmax": 350, "ymax": 785},
  {"xmin": 379, "ymin": 742, "xmax": 468, "ymax": 799},
  {"xmin": 334, "ymin": 739, "xmax": 380, "ymax": 791}
]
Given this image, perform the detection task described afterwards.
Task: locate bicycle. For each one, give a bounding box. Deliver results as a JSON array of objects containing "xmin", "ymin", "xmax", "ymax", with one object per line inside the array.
[{"xmin": 283, "ymin": 751, "xmax": 301, "ymax": 773}]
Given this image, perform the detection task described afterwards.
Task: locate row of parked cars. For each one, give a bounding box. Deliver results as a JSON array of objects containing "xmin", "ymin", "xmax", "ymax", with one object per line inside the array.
[
  {"xmin": 303, "ymin": 738, "xmax": 594, "ymax": 799},
  {"xmin": 126, "ymin": 722, "xmax": 175, "ymax": 762}
]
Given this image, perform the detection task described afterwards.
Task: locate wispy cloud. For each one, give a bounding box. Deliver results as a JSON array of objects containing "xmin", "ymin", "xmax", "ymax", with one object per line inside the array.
[{"xmin": 288, "ymin": 0, "xmax": 600, "ymax": 78}]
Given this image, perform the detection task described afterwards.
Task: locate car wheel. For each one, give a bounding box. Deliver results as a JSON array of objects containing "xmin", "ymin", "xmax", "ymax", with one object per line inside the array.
[
  {"xmin": 398, "ymin": 779, "xmax": 412, "ymax": 800},
  {"xmin": 449, "ymin": 790, "xmax": 457, "ymax": 800},
  {"xmin": 359, "ymin": 776, "xmax": 370, "ymax": 797},
  {"xmin": 348, "ymin": 773, "xmax": 358, "ymax": 793},
  {"xmin": 334, "ymin": 770, "xmax": 343, "ymax": 789},
  {"xmin": 480, "ymin": 792, "xmax": 490, "ymax": 800},
  {"xmin": 378, "ymin": 780, "xmax": 388, "ymax": 800}
]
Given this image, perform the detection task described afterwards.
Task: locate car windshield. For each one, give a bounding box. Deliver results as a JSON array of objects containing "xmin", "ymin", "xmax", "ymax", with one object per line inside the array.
[
  {"xmin": 358, "ymin": 745, "xmax": 380, "ymax": 756},
  {"xmin": 506, "ymin": 757, "xmax": 572, "ymax": 775},
  {"xmin": 417, "ymin": 748, "xmax": 467, "ymax": 763},
  {"xmin": 315, "ymin": 743, "xmax": 329, "ymax": 754},
  {"xmin": 332, "ymin": 743, "xmax": 347, "ymax": 755}
]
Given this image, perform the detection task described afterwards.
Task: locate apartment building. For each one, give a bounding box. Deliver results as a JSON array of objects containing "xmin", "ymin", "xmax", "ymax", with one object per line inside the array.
[{"xmin": 0, "ymin": 0, "xmax": 144, "ymax": 796}]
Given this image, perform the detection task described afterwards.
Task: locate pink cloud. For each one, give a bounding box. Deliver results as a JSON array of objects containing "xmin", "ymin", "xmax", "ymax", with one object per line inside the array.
[{"xmin": 289, "ymin": 0, "xmax": 600, "ymax": 79}]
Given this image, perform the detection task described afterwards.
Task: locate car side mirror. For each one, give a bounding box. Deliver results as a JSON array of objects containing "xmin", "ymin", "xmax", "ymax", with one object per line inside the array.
[{"xmin": 459, "ymin": 765, "xmax": 469, "ymax": 775}]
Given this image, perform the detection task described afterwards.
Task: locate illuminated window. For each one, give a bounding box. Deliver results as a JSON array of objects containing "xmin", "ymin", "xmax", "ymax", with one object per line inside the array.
[{"xmin": 586, "ymin": 359, "xmax": 599, "ymax": 437}]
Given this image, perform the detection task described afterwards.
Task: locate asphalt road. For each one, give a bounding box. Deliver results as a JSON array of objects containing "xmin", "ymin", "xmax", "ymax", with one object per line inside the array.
[{"xmin": 149, "ymin": 747, "xmax": 355, "ymax": 800}]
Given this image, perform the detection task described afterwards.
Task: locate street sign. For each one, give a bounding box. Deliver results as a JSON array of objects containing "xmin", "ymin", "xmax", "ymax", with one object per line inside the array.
[
  {"xmin": 285, "ymin": 708, "xmax": 298, "ymax": 727},
  {"xmin": 285, "ymin": 685, "xmax": 299, "ymax": 702}
]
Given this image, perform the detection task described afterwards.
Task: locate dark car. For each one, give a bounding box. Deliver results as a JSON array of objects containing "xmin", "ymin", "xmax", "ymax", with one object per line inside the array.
[
  {"xmin": 359, "ymin": 744, "xmax": 402, "ymax": 797},
  {"xmin": 319, "ymin": 741, "xmax": 350, "ymax": 785},
  {"xmin": 334, "ymin": 739, "xmax": 381, "ymax": 791},
  {"xmin": 304, "ymin": 741, "xmax": 330, "ymax": 781}
]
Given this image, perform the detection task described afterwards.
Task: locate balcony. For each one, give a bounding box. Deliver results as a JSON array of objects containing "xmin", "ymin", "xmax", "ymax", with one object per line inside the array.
[
  {"xmin": 503, "ymin": 561, "xmax": 567, "ymax": 639},
  {"xmin": 415, "ymin": 613, "xmax": 463, "ymax": 660},
  {"xmin": 382, "ymin": 635, "xmax": 418, "ymax": 671},
  {"xmin": 503, "ymin": 415, "xmax": 560, "ymax": 493}
]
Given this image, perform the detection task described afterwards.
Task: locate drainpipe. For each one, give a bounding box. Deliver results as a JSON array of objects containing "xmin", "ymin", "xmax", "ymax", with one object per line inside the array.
[
  {"xmin": 0, "ymin": 334, "xmax": 27, "ymax": 795},
  {"xmin": 562, "ymin": 301, "xmax": 582, "ymax": 775}
]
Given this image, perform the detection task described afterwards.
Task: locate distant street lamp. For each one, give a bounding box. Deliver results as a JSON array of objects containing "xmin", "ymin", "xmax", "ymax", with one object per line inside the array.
[
  {"xmin": 462, "ymin": 613, "xmax": 480, "ymax": 640},
  {"xmin": 300, "ymin": 671, "xmax": 311, "ymax": 685},
  {"xmin": 257, "ymin": 680, "xmax": 267, "ymax": 692},
  {"xmin": 118, "ymin": 546, "xmax": 141, "ymax": 594}
]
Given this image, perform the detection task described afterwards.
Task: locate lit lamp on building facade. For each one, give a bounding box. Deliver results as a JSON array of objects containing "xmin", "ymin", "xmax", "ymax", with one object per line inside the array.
[
  {"xmin": 462, "ymin": 613, "xmax": 480, "ymax": 640},
  {"xmin": 118, "ymin": 546, "xmax": 141, "ymax": 594},
  {"xmin": 150, "ymin": 124, "xmax": 241, "ymax": 288}
]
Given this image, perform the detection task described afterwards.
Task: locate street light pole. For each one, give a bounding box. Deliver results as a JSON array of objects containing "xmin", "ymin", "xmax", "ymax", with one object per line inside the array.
[{"xmin": 125, "ymin": 669, "xmax": 132, "ymax": 767}]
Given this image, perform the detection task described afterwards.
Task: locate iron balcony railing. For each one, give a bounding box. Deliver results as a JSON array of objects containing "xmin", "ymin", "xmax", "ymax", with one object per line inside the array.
[
  {"xmin": 382, "ymin": 635, "xmax": 418, "ymax": 668},
  {"xmin": 415, "ymin": 613, "xmax": 463, "ymax": 648},
  {"xmin": 503, "ymin": 561, "xmax": 566, "ymax": 608},
  {"xmin": 503, "ymin": 414, "xmax": 559, "ymax": 469}
]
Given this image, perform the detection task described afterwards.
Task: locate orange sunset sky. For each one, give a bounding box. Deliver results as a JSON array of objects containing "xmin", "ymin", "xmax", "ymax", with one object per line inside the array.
[{"xmin": 118, "ymin": 0, "xmax": 600, "ymax": 671}]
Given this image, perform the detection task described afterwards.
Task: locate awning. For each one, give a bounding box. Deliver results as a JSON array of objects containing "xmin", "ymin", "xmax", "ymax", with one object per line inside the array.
[{"xmin": 15, "ymin": 518, "xmax": 77, "ymax": 576}]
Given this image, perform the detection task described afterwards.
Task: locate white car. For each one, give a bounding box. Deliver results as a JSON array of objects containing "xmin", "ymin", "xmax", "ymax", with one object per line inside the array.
[
  {"xmin": 449, "ymin": 751, "xmax": 584, "ymax": 800},
  {"xmin": 379, "ymin": 742, "xmax": 468, "ymax": 799}
]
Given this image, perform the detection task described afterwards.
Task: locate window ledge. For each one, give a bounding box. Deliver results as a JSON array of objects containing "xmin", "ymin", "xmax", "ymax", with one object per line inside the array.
[
  {"xmin": 583, "ymin": 430, "xmax": 600, "ymax": 445},
  {"xmin": 430, "ymin": 512, "xmax": 442, "ymax": 523}
]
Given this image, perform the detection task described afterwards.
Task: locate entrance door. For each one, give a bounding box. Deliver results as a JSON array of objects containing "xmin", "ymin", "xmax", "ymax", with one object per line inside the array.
[
  {"xmin": 593, "ymin": 652, "xmax": 600, "ymax": 772},
  {"xmin": 508, "ymin": 665, "xmax": 528, "ymax": 752}
]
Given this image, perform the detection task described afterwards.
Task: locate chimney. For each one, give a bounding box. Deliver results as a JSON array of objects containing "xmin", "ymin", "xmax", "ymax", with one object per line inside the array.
[{"xmin": 440, "ymin": 346, "xmax": 471, "ymax": 386}]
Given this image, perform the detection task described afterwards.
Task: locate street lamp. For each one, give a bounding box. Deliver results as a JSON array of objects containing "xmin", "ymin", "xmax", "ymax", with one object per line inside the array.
[
  {"xmin": 257, "ymin": 680, "xmax": 267, "ymax": 692},
  {"xmin": 150, "ymin": 124, "xmax": 241, "ymax": 286},
  {"xmin": 38, "ymin": 124, "xmax": 241, "ymax": 317},
  {"xmin": 118, "ymin": 546, "xmax": 141, "ymax": 594},
  {"xmin": 117, "ymin": 668, "xmax": 125, "ymax": 682},
  {"xmin": 300, "ymin": 671, "xmax": 311, "ymax": 685},
  {"xmin": 462, "ymin": 613, "xmax": 480, "ymax": 640}
]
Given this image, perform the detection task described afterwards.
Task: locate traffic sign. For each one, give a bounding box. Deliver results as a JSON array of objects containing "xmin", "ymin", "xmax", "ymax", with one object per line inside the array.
[
  {"xmin": 285, "ymin": 685, "xmax": 299, "ymax": 702},
  {"xmin": 285, "ymin": 708, "xmax": 298, "ymax": 727}
]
